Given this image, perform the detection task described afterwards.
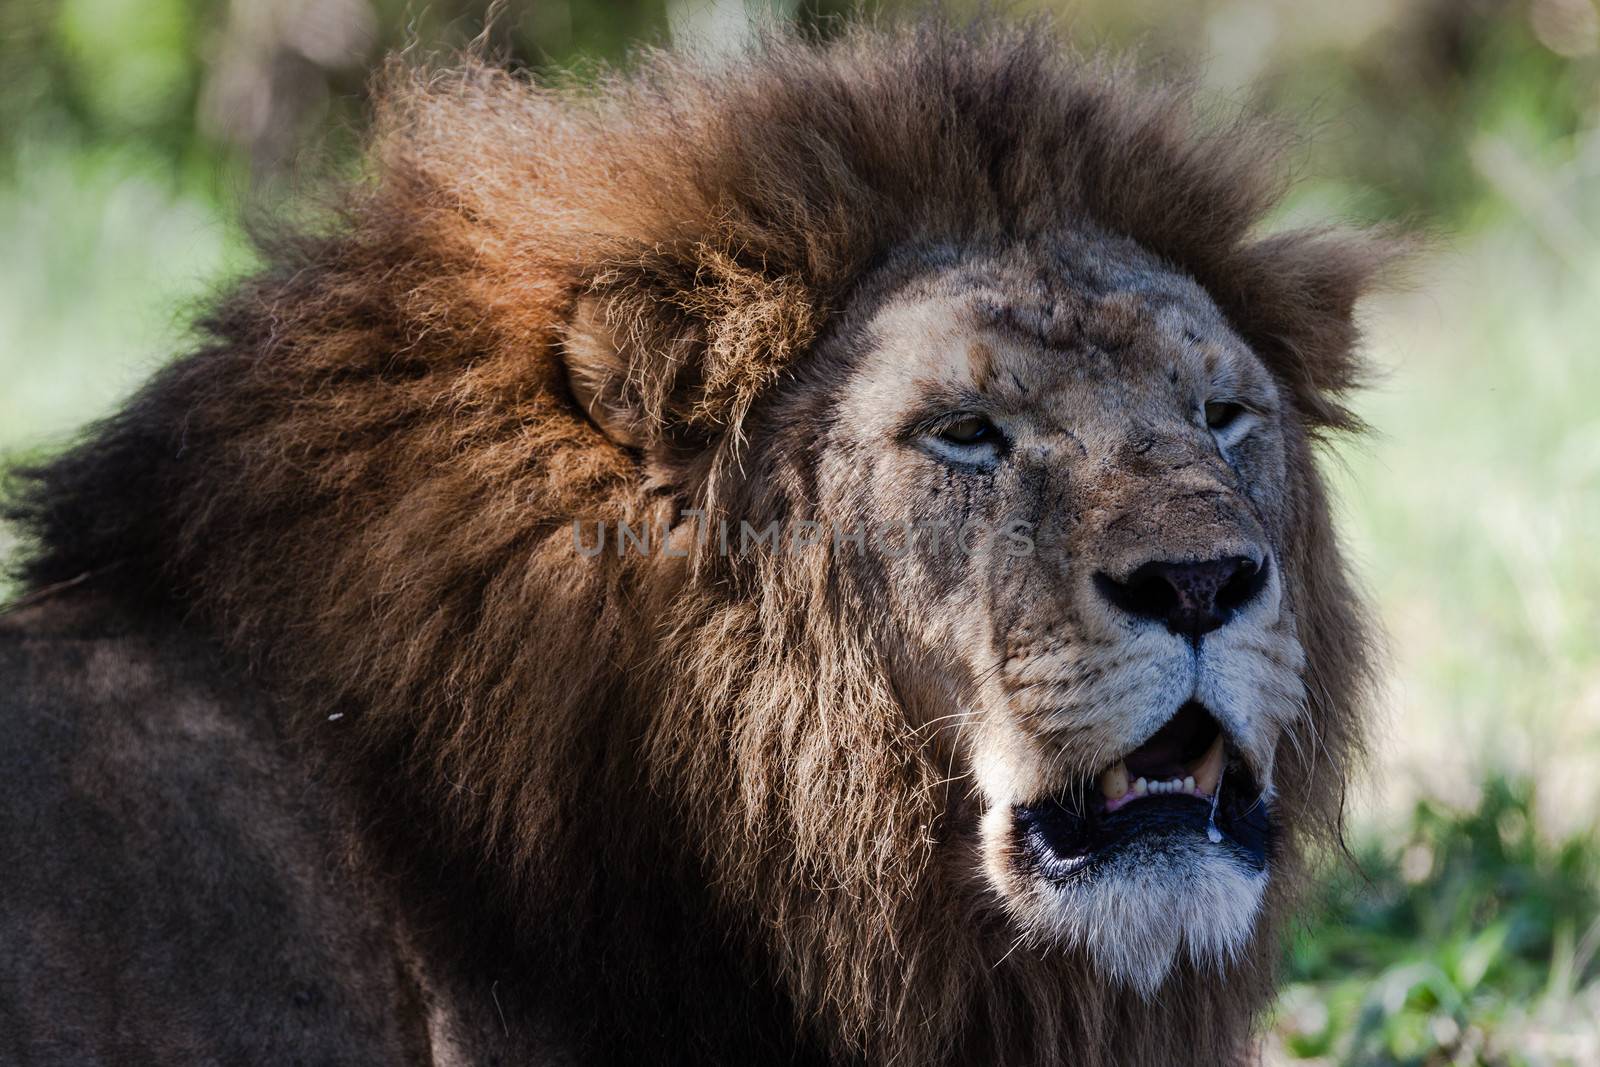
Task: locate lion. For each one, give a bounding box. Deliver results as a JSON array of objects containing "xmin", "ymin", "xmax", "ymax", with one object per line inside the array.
[{"xmin": 0, "ymin": 19, "xmax": 1393, "ymax": 1066}]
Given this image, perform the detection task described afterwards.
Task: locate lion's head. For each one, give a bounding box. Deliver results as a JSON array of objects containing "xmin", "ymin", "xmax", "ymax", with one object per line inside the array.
[
  {"xmin": 801, "ymin": 237, "xmax": 1298, "ymax": 991},
  {"xmin": 10, "ymin": 19, "xmax": 1392, "ymax": 1065}
]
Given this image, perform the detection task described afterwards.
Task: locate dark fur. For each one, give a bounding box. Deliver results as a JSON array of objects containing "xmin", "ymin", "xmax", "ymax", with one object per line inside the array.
[{"xmin": 3, "ymin": 19, "xmax": 1394, "ymax": 1065}]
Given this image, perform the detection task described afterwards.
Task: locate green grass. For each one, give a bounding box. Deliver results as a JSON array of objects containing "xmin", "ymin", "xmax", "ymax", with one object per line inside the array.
[{"xmin": 1271, "ymin": 780, "xmax": 1600, "ymax": 1065}]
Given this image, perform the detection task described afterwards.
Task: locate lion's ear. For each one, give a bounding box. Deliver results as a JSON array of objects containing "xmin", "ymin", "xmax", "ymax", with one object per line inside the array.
[
  {"xmin": 562, "ymin": 297, "xmax": 649, "ymax": 449},
  {"xmin": 1220, "ymin": 228, "xmax": 1412, "ymax": 432},
  {"xmin": 562, "ymin": 253, "xmax": 820, "ymax": 452}
]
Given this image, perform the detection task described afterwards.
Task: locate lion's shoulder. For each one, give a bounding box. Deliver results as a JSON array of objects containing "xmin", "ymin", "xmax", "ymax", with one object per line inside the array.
[{"xmin": 0, "ymin": 593, "xmax": 436, "ymax": 1063}]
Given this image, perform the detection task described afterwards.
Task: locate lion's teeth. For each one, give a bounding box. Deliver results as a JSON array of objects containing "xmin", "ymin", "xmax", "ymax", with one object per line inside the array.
[
  {"xmin": 1099, "ymin": 760, "xmax": 1129, "ymax": 800},
  {"xmin": 1191, "ymin": 734, "xmax": 1225, "ymax": 796},
  {"xmin": 1106, "ymin": 756, "xmax": 1216, "ymax": 809}
]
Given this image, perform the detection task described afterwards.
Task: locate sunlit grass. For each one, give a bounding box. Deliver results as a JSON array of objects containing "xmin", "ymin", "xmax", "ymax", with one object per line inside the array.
[
  {"xmin": 0, "ymin": 141, "xmax": 248, "ymax": 448},
  {"xmin": 0, "ymin": 140, "xmax": 249, "ymax": 579},
  {"xmin": 1332, "ymin": 196, "xmax": 1600, "ymax": 836}
]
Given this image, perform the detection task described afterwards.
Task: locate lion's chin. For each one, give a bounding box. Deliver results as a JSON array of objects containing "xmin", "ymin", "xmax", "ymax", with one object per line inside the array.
[
  {"xmin": 985, "ymin": 804, "xmax": 1270, "ymax": 994},
  {"xmin": 1028, "ymin": 828, "xmax": 1268, "ymax": 994}
]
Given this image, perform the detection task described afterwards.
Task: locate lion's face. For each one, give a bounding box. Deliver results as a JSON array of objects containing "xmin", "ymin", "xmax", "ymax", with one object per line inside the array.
[{"xmin": 788, "ymin": 234, "xmax": 1306, "ymax": 992}]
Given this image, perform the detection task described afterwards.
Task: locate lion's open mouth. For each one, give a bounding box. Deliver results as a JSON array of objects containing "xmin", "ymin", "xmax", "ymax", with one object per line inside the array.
[{"xmin": 1012, "ymin": 702, "xmax": 1270, "ymax": 881}]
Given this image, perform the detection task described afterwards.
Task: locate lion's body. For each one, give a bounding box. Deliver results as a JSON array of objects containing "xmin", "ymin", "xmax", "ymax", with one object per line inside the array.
[
  {"xmin": 0, "ymin": 596, "xmax": 813, "ymax": 1065},
  {"xmin": 1, "ymin": 19, "xmax": 1392, "ymax": 1066},
  {"xmin": 0, "ymin": 597, "xmax": 439, "ymax": 1063}
]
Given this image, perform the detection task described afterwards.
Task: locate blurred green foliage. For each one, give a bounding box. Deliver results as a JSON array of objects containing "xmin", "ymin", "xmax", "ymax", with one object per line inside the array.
[
  {"xmin": 2, "ymin": 1, "xmax": 1598, "ymax": 1063},
  {"xmin": 1279, "ymin": 780, "xmax": 1600, "ymax": 1064},
  {"xmin": 3, "ymin": 0, "xmax": 1596, "ymax": 224},
  {"xmin": 1, "ymin": 0, "xmax": 1593, "ymax": 430}
]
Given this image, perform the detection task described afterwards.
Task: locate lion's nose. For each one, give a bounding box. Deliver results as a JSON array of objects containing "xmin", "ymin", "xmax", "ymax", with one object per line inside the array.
[{"xmin": 1093, "ymin": 556, "xmax": 1270, "ymax": 643}]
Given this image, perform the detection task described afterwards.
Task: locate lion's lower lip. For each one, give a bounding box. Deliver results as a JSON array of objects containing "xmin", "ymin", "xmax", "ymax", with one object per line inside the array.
[{"xmin": 1014, "ymin": 791, "xmax": 1271, "ymax": 882}]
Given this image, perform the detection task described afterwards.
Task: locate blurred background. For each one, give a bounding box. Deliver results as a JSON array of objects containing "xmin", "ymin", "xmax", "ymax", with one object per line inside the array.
[{"xmin": 0, "ymin": 0, "xmax": 1596, "ymax": 1061}]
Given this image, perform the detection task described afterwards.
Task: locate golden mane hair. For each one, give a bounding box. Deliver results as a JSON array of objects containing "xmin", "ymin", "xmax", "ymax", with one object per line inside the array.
[{"xmin": 8, "ymin": 18, "xmax": 1393, "ymax": 1064}]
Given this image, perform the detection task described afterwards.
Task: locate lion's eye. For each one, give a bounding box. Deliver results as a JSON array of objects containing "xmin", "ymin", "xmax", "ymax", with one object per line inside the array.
[
  {"xmin": 939, "ymin": 416, "xmax": 997, "ymax": 446},
  {"xmin": 922, "ymin": 414, "xmax": 1005, "ymax": 467},
  {"xmin": 1204, "ymin": 401, "xmax": 1246, "ymax": 432}
]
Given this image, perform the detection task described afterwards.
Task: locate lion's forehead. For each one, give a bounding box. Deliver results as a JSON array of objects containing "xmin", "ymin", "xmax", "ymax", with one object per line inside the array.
[{"xmin": 844, "ymin": 263, "xmax": 1253, "ymax": 438}]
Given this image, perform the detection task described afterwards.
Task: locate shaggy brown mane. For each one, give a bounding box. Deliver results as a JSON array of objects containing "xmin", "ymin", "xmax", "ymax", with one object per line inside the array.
[{"xmin": 6, "ymin": 18, "xmax": 1392, "ymax": 1065}]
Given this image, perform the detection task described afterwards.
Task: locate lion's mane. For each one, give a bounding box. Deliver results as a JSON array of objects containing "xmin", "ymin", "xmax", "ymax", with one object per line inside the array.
[{"xmin": 7, "ymin": 19, "xmax": 1392, "ymax": 1065}]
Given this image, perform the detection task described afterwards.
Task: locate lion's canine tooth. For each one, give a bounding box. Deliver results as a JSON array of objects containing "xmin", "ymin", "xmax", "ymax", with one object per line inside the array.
[
  {"xmin": 1192, "ymin": 734, "xmax": 1225, "ymax": 796},
  {"xmin": 1183, "ymin": 775, "xmax": 1196, "ymax": 793},
  {"xmin": 1133, "ymin": 776, "xmax": 1148, "ymax": 797},
  {"xmin": 1099, "ymin": 760, "xmax": 1129, "ymax": 800}
]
